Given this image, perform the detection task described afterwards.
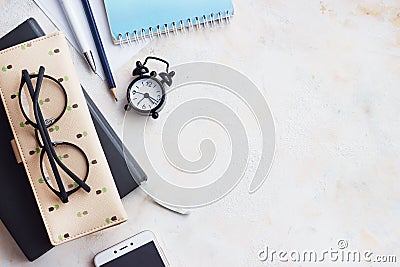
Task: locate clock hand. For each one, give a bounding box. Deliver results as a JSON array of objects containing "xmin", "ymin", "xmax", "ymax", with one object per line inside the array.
[
  {"xmin": 137, "ymin": 96, "xmax": 146, "ymax": 105},
  {"xmin": 133, "ymin": 91, "xmax": 145, "ymax": 96}
]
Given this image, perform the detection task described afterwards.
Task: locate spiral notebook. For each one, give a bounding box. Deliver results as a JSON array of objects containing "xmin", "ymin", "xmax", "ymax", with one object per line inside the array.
[{"xmin": 104, "ymin": 0, "xmax": 234, "ymax": 44}]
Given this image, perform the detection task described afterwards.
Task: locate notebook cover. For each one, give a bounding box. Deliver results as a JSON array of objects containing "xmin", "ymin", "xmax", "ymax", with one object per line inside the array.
[
  {"xmin": 0, "ymin": 32, "xmax": 127, "ymax": 246},
  {"xmin": 103, "ymin": 0, "xmax": 234, "ymax": 43},
  {"xmin": 0, "ymin": 19, "xmax": 144, "ymax": 261},
  {"xmin": 0, "ymin": 18, "xmax": 45, "ymax": 51}
]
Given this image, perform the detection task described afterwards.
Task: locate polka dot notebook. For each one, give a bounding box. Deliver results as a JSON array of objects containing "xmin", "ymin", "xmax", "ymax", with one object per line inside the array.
[{"xmin": 0, "ymin": 32, "xmax": 127, "ymax": 246}]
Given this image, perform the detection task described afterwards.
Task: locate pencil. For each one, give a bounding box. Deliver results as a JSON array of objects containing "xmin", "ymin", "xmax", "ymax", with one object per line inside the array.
[{"xmin": 80, "ymin": 0, "xmax": 118, "ymax": 102}]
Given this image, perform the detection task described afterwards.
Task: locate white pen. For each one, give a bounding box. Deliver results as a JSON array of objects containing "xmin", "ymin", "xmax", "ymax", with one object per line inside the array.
[{"xmin": 59, "ymin": 0, "xmax": 96, "ymax": 73}]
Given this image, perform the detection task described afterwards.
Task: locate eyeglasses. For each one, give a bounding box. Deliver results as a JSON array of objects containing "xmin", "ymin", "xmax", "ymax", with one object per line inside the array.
[{"xmin": 19, "ymin": 66, "xmax": 91, "ymax": 203}]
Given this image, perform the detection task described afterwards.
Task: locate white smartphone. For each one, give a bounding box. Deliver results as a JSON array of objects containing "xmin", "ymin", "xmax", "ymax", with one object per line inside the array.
[{"xmin": 94, "ymin": 230, "xmax": 169, "ymax": 267}]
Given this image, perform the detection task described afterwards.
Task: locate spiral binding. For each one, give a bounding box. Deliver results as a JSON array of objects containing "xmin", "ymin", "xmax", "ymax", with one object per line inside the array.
[{"xmin": 118, "ymin": 10, "xmax": 232, "ymax": 46}]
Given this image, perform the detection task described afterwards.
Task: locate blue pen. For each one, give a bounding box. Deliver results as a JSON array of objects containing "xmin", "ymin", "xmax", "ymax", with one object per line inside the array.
[{"xmin": 81, "ymin": 0, "xmax": 118, "ymax": 101}]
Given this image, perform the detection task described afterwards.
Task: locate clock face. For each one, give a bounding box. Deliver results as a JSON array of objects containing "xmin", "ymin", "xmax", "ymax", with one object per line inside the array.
[{"xmin": 128, "ymin": 77, "xmax": 164, "ymax": 113}]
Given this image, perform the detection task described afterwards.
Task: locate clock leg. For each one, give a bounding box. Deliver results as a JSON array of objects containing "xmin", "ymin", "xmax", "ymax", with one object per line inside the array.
[
  {"xmin": 151, "ymin": 112, "xmax": 159, "ymax": 119},
  {"xmin": 124, "ymin": 104, "xmax": 132, "ymax": 111}
]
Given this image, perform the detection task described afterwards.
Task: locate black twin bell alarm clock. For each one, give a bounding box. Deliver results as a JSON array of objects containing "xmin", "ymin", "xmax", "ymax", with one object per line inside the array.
[{"xmin": 124, "ymin": 56, "xmax": 175, "ymax": 119}]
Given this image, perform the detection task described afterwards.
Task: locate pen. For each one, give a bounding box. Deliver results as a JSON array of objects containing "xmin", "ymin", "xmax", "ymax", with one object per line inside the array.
[
  {"xmin": 80, "ymin": 0, "xmax": 118, "ymax": 101},
  {"xmin": 59, "ymin": 0, "xmax": 96, "ymax": 73}
]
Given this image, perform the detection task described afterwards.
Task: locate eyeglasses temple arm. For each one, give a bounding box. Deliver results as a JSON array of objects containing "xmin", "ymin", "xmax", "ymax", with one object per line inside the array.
[
  {"xmin": 34, "ymin": 68, "xmax": 91, "ymax": 193},
  {"xmin": 33, "ymin": 69, "xmax": 90, "ymax": 193},
  {"xmin": 23, "ymin": 68, "xmax": 69, "ymax": 202},
  {"xmin": 50, "ymin": 146, "xmax": 91, "ymax": 192}
]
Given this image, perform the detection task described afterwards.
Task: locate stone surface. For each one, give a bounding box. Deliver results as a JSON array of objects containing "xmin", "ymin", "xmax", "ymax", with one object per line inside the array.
[{"xmin": 0, "ymin": 0, "xmax": 400, "ymax": 266}]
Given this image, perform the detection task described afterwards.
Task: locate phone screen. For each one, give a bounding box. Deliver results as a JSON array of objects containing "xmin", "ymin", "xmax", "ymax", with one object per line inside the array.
[{"xmin": 100, "ymin": 241, "xmax": 166, "ymax": 267}]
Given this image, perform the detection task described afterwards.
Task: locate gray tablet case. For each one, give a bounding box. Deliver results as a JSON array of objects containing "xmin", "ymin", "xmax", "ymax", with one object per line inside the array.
[{"xmin": 0, "ymin": 18, "xmax": 146, "ymax": 261}]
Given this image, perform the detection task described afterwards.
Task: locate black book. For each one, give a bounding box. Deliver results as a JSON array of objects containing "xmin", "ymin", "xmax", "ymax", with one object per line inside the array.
[{"xmin": 0, "ymin": 18, "xmax": 146, "ymax": 261}]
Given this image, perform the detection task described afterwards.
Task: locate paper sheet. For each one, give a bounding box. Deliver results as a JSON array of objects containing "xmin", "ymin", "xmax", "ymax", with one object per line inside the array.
[{"xmin": 33, "ymin": 0, "xmax": 147, "ymax": 80}]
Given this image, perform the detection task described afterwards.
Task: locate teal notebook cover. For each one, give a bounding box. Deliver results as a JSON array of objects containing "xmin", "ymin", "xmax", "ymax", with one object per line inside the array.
[{"xmin": 104, "ymin": 0, "xmax": 234, "ymax": 42}]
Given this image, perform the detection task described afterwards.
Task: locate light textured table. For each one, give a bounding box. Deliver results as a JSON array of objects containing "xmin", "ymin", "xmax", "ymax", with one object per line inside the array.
[{"xmin": 1, "ymin": 0, "xmax": 400, "ymax": 266}]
